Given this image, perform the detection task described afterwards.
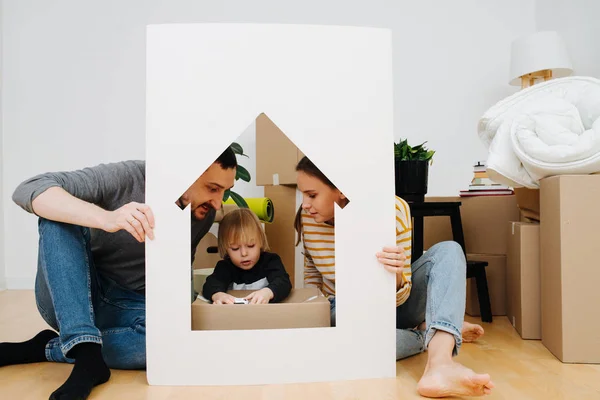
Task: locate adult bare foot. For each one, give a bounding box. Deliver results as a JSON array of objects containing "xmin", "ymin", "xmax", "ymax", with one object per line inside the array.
[
  {"xmin": 417, "ymin": 361, "xmax": 494, "ymax": 398},
  {"xmin": 462, "ymin": 322, "xmax": 484, "ymax": 343}
]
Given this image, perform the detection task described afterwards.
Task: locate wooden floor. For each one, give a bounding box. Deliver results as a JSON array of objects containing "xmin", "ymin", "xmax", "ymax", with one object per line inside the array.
[{"xmin": 1, "ymin": 290, "xmax": 599, "ymax": 400}]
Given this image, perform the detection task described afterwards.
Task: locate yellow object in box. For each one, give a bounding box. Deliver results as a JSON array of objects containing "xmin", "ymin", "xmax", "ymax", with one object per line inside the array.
[{"xmin": 221, "ymin": 197, "xmax": 275, "ymax": 223}]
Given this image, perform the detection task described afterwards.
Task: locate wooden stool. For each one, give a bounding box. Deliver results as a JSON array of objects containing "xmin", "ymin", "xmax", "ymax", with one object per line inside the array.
[{"xmin": 408, "ymin": 201, "xmax": 493, "ymax": 323}]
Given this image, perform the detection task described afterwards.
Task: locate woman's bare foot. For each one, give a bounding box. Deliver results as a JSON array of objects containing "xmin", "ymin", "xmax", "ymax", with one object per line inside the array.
[
  {"xmin": 462, "ymin": 322, "xmax": 484, "ymax": 343},
  {"xmin": 417, "ymin": 361, "xmax": 494, "ymax": 398}
]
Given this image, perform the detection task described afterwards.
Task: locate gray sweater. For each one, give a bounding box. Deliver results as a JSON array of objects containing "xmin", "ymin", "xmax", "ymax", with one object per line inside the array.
[{"xmin": 12, "ymin": 160, "xmax": 215, "ymax": 294}]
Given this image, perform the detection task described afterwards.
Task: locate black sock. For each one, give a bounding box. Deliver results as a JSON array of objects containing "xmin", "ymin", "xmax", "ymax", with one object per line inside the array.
[
  {"xmin": 50, "ymin": 342, "xmax": 111, "ymax": 400},
  {"xmin": 0, "ymin": 329, "xmax": 58, "ymax": 367}
]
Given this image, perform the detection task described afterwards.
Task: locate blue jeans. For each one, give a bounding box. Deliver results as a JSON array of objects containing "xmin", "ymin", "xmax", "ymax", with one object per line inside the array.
[
  {"xmin": 35, "ymin": 218, "xmax": 146, "ymax": 369},
  {"xmin": 329, "ymin": 241, "xmax": 466, "ymax": 360}
]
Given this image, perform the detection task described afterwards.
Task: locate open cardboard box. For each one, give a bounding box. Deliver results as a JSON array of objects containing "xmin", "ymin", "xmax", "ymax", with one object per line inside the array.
[{"xmin": 192, "ymin": 288, "xmax": 331, "ymax": 331}]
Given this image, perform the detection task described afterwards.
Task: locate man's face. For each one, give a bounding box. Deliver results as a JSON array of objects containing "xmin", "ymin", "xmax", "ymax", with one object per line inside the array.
[{"xmin": 176, "ymin": 163, "xmax": 236, "ymax": 220}]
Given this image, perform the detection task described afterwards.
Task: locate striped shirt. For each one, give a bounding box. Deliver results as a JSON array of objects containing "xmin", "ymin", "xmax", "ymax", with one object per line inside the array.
[{"xmin": 301, "ymin": 196, "xmax": 413, "ymax": 307}]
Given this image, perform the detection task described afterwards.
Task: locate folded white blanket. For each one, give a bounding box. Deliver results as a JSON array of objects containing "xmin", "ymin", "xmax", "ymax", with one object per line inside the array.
[{"xmin": 478, "ymin": 76, "xmax": 600, "ymax": 188}]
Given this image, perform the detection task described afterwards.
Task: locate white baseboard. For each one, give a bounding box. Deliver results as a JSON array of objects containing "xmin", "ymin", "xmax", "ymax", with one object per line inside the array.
[{"xmin": 6, "ymin": 277, "xmax": 35, "ymax": 290}]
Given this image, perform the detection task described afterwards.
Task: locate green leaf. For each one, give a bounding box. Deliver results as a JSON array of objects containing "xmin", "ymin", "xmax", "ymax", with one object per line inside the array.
[
  {"xmin": 230, "ymin": 142, "xmax": 243, "ymax": 154},
  {"xmin": 230, "ymin": 142, "xmax": 249, "ymax": 158},
  {"xmin": 394, "ymin": 138, "xmax": 434, "ymax": 162},
  {"xmin": 228, "ymin": 190, "xmax": 249, "ymax": 208},
  {"xmin": 222, "ymin": 189, "xmax": 231, "ymax": 202},
  {"xmin": 236, "ymin": 165, "xmax": 251, "ymax": 182}
]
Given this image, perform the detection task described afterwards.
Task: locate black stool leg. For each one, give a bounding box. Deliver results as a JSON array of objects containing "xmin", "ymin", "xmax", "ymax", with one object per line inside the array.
[{"xmin": 474, "ymin": 268, "xmax": 493, "ymax": 323}]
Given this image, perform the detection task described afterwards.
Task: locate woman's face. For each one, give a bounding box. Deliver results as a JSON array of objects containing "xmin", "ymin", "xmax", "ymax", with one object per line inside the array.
[{"xmin": 297, "ymin": 171, "xmax": 346, "ymax": 224}]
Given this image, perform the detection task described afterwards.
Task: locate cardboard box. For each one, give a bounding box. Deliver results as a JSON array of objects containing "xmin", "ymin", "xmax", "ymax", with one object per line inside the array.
[
  {"xmin": 514, "ymin": 187, "xmax": 540, "ymax": 216},
  {"xmin": 193, "ymin": 268, "xmax": 215, "ymax": 295},
  {"xmin": 264, "ymin": 184, "xmax": 300, "ymax": 287},
  {"xmin": 466, "ymin": 254, "xmax": 507, "ymax": 316},
  {"xmin": 192, "ymin": 232, "xmax": 221, "ymax": 270},
  {"xmin": 520, "ymin": 209, "xmax": 540, "ymax": 223},
  {"xmin": 256, "ymin": 113, "xmax": 305, "ymax": 186},
  {"xmin": 540, "ymin": 175, "xmax": 600, "ymax": 363},
  {"xmin": 192, "ymin": 288, "xmax": 330, "ymax": 330},
  {"xmin": 506, "ymin": 222, "xmax": 541, "ymax": 339},
  {"xmin": 423, "ymin": 195, "xmax": 519, "ymax": 255}
]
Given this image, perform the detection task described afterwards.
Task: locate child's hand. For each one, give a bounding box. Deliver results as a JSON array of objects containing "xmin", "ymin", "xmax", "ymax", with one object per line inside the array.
[
  {"xmin": 245, "ymin": 288, "xmax": 274, "ymax": 304},
  {"xmin": 212, "ymin": 292, "xmax": 236, "ymax": 305}
]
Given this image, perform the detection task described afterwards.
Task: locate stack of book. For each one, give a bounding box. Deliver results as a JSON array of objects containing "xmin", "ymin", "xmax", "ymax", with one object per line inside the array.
[{"xmin": 460, "ymin": 162, "xmax": 513, "ymax": 197}]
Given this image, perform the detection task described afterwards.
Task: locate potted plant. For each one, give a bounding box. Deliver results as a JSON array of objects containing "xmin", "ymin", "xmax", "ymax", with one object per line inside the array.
[
  {"xmin": 394, "ymin": 139, "xmax": 435, "ymax": 202},
  {"xmin": 223, "ymin": 142, "xmax": 251, "ymax": 208}
]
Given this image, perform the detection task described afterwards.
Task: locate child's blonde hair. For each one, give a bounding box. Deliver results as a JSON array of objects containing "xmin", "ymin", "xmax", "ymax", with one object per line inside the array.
[{"xmin": 217, "ymin": 208, "xmax": 270, "ymax": 258}]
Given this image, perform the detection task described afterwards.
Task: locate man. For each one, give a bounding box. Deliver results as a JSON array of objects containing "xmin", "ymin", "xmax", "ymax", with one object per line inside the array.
[{"xmin": 0, "ymin": 148, "xmax": 237, "ymax": 400}]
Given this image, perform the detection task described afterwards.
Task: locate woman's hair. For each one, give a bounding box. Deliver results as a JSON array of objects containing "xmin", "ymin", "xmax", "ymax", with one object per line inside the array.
[
  {"xmin": 217, "ymin": 208, "xmax": 270, "ymax": 258},
  {"xmin": 295, "ymin": 156, "xmax": 337, "ymax": 189},
  {"xmin": 294, "ymin": 156, "xmax": 340, "ymax": 246}
]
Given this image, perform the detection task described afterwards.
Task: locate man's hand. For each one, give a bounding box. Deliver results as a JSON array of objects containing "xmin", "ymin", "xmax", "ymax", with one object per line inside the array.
[
  {"xmin": 212, "ymin": 292, "xmax": 236, "ymax": 305},
  {"xmin": 102, "ymin": 202, "xmax": 155, "ymax": 242},
  {"xmin": 245, "ymin": 288, "xmax": 274, "ymax": 304}
]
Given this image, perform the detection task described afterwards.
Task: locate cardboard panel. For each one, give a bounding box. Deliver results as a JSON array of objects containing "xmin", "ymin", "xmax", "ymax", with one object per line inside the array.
[
  {"xmin": 264, "ymin": 185, "xmax": 298, "ymax": 287},
  {"xmin": 146, "ymin": 24, "xmax": 396, "ymax": 385},
  {"xmin": 506, "ymin": 222, "xmax": 541, "ymax": 340},
  {"xmin": 192, "ymin": 233, "xmax": 220, "ymax": 270},
  {"xmin": 514, "ymin": 187, "xmax": 540, "ymax": 214},
  {"xmin": 256, "ymin": 114, "xmax": 305, "ymax": 186}
]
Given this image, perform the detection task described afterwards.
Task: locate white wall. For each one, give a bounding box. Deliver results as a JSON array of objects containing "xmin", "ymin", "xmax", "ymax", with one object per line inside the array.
[
  {"xmin": 0, "ymin": 0, "xmax": 5, "ymax": 290},
  {"xmin": 535, "ymin": 0, "xmax": 600, "ymax": 78},
  {"xmin": 3, "ymin": 0, "xmax": 535, "ymax": 288}
]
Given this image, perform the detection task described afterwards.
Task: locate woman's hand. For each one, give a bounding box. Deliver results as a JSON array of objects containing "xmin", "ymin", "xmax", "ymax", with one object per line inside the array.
[
  {"xmin": 376, "ymin": 246, "xmax": 406, "ymax": 273},
  {"xmin": 376, "ymin": 246, "xmax": 407, "ymax": 290},
  {"xmin": 245, "ymin": 288, "xmax": 274, "ymax": 304},
  {"xmin": 212, "ymin": 292, "xmax": 236, "ymax": 305}
]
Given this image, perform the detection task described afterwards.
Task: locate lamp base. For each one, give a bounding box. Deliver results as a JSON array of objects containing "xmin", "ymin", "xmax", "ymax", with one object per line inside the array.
[{"xmin": 521, "ymin": 69, "xmax": 552, "ymax": 88}]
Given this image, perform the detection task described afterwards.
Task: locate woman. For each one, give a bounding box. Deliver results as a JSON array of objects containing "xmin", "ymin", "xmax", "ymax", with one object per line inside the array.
[{"xmin": 294, "ymin": 156, "xmax": 493, "ymax": 398}]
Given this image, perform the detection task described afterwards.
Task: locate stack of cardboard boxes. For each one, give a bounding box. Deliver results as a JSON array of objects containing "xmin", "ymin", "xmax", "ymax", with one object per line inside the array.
[
  {"xmin": 506, "ymin": 188, "xmax": 541, "ymax": 340},
  {"xmin": 424, "ymin": 195, "xmax": 520, "ymax": 317},
  {"xmin": 506, "ymin": 177, "xmax": 600, "ymax": 363},
  {"xmin": 255, "ymin": 114, "xmax": 305, "ymax": 288}
]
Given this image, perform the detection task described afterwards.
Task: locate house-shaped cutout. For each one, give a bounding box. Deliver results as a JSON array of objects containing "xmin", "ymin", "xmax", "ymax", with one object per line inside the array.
[
  {"xmin": 185, "ymin": 112, "xmax": 350, "ymax": 289},
  {"xmin": 146, "ymin": 23, "xmax": 397, "ymax": 385}
]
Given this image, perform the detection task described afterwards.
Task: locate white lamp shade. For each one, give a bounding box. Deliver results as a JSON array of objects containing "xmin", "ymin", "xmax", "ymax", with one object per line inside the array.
[{"xmin": 509, "ymin": 31, "xmax": 573, "ymax": 86}]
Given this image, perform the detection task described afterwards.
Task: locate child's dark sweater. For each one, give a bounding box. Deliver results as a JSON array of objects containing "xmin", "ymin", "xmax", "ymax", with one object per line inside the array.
[{"xmin": 202, "ymin": 252, "xmax": 292, "ymax": 303}]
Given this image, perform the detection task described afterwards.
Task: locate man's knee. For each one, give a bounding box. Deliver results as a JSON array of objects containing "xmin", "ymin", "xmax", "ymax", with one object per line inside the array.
[{"xmin": 38, "ymin": 218, "xmax": 89, "ymax": 239}]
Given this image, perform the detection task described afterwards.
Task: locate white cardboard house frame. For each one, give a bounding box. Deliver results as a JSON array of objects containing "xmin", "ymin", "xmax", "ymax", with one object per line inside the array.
[{"xmin": 146, "ymin": 23, "xmax": 396, "ymax": 385}]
